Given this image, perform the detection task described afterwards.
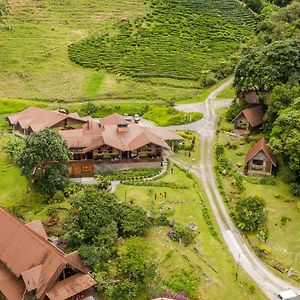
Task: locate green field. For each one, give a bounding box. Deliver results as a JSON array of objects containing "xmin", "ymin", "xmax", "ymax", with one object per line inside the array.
[
  {"xmin": 115, "ymin": 164, "xmax": 266, "ymax": 299},
  {"xmin": 0, "ymin": 0, "xmax": 255, "ymax": 103},
  {"xmin": 216, "ymin": 111, "xmax": 300, "ymax": 281}
]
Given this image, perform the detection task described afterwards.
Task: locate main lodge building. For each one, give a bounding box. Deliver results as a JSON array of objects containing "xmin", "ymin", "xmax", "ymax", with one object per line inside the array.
[{"xmin": 7, "ymin": 107, "xmax": 182, "ymax": 177}]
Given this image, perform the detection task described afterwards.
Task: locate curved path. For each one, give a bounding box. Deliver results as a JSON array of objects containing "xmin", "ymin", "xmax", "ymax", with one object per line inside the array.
[{"xmin": 172, "ymin": 79, "xmax": 300, "ymax": 299}]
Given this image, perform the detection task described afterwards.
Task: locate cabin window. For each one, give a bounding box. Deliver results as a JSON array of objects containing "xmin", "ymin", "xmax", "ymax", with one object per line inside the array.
[{"xmin": 253, "ymin": 159, "xmax": 263, "ymax": 165}]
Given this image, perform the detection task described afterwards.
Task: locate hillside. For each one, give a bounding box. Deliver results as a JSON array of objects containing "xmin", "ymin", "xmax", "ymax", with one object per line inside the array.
[{"xmin": 0, "ymin": 0, "xmax": 255, "ymax": 102}]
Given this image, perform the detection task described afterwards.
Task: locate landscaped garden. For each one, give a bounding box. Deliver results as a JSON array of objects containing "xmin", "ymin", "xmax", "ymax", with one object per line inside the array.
[
  {"xmin": 215, "ymin": 109, "xmax": 300, "ymax": 282},
  {"xmin": 113, "ymin": 163, "xmax": 266, "ymax": 299}
]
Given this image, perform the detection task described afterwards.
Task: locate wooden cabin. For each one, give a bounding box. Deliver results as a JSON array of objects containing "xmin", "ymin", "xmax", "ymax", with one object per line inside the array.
[
  {"xmin": 232, "ymin": 105, "xmax": 263, "ymax": 134},
  {"xmin": 245, "ymin": 138, "xmax": 277, "ymax": 176}
]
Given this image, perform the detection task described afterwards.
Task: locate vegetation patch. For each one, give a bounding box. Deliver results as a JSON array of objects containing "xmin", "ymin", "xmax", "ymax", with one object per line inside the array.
[
  {"xmin": 215, "ymin": 109, "xmax": 300, "ymax": 280},
  {"xmin": 69, "ymin": 0, "xmax": 255, "ymax": 82},
  {"xmin": 114, "ymin": 164, "xmax": 265, "ymax": 299}
]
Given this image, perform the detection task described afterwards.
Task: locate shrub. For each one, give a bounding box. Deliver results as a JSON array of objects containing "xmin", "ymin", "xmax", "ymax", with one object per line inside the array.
[
  {"xmin": 235, "ymin": 196, "xmax": 267, "ymax": 231},
  {"xmin": 3, "ymin": 137, "xmax": 24, "ymax": 161},
  {"xmin": 221, "ymin": 123, "xmax": 234, "ymax": 132},
  {"xmin": 280, "ymin": 215, "xmax": 291, "ymax": 226},
  {"xmin": 167, "ymin": 223, "xmax": 197, "ymax": 246},
  {"xmin": 290, "ymin": 183, "xmax": 300, "ymax": 196},
  {"xmin": 51, "ymin": 190, "xmax": 66, "ymax": 203},
  {"xmin": 168, "ymin": 269, "xmax": 199, "ymax": 298},
  {"xmin": 118, "ymin": 203, "xmax": 151, "ymax": 237}
]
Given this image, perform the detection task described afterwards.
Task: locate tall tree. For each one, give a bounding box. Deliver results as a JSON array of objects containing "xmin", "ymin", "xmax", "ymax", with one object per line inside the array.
[
  {"xmin": 269, "ymin": 99, "xmax": 300, "ymax": 179},
  {"xmin": 234, "ymin": 39, "xmax": 300, "ymax": 92},
  {"xmin": 264, "ymin": 85, "xmax": 300, "ymax": 131},
  {"xmin": 17, "ymin": 129, "xmax": 71, "ymax": 197},
  {"xmin": 71, "ymin": 189, "xmax": 120, "ymax": 245}
]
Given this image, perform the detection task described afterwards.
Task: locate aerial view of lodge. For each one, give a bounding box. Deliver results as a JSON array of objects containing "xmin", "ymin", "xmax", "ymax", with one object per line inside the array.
[{"xmin": 0, "ymin": 0, "xmax": 299, "ymax": 300}]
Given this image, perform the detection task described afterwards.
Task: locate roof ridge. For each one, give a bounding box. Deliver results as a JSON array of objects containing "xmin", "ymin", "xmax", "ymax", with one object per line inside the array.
[{"xmin": 0, "ymin": 208, "xmax": 66, "ymax": 260}]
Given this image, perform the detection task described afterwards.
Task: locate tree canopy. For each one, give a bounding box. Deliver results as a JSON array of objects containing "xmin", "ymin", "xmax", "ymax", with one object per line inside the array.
[
  {"xmin": 264, "ymin": 85, "xmax": 300, "ymax": 130},
  {"xmin": 69, "ymin": 189, "xmax": 155, "ymax": 298},
  {"xmin": 235, "ymin": 196, "xmax": 267, "ymax": 231},
  {"xmin": 270, "ymin": 99, "xmax": 300, "ymax": 179},
  {"xmin": 17, "ymin": 129, "xmax": 71, "ymax": 197},
  {"xmin": 234, "ymin": 39, "xmax": 300, "ymax": 92}
]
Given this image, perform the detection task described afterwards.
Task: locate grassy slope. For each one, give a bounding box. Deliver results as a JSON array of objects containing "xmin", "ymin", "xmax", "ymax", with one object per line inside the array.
[
  {"xmin": 0, "ymin": 0, "xmax": 254, "ymax": 103},
  {"xmin": 115, "ymin": 164, "xmax": 266, "ymax": 299},
  {"xmin": 217, "ymin": 110, "xmax": 300, "ymax": 278}
]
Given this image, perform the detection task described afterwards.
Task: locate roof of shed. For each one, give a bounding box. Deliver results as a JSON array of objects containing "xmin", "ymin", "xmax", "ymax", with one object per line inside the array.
[
  {"xmin": 233, "ymin": 105, "xmax": 264, "ymax": 127},
  {"xmin": 245, "ymin": 137, "xmax": 277, "ymax": 166}
]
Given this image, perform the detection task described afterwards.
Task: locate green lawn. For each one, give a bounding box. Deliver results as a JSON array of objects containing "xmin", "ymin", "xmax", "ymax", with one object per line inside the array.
[
  {"xmin": 216, "ymin": 110, "xmax": 300, "ymax": 280},
  {"xmin": 217, "ymin": 85, "xmax": 236, "ymax": 100},
  {"xmin": 171, "ymin": 131, "xmax": 201, "ymax": 165},
  {"xmin": 115, "ymin": 164, "xmax": 266, "ymax": 299}
]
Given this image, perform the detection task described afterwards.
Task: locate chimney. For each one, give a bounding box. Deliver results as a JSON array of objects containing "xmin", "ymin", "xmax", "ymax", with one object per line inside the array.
[{"xmin": 117, "ymin": 123, "xmax": 128, "ymax": 132}]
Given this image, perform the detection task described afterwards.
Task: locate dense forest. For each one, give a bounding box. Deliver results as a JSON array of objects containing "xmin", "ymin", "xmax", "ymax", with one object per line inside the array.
[{"xmin": 232, "ymin": 0, "xmax": 300, "ymax": 195}]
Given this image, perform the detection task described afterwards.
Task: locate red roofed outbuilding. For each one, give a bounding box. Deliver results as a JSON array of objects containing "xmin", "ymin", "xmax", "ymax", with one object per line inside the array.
[
  {"xmin": 232, "ymin": 105, "xmax": 264, "ymax": 133},
  {"xmin": 245, "ymin": 137, "xmax": 277, "ymax": 176}
]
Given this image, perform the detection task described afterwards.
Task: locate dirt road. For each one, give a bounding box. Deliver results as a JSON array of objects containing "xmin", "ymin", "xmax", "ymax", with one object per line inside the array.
[{"xmin": 173, "ymin": 79, "xmax": 300, "ymax": 299}]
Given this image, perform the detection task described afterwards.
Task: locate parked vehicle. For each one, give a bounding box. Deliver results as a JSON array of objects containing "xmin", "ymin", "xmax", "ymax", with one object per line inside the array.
[
  {"xmin": 133, "ymin": 114, "xmax": 140, "ymax": 123},
  {"xmin": 277, "ymin": 289, "xmax": 299, "ymax": 300}
]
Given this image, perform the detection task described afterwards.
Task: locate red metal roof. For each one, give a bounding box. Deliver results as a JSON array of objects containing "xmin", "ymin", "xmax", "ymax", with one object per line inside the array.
[
  {"xmin": 46, "ymin": 273, "xmax": 96, "ymax": 300},
  {"xmin": 245, "ymin": 137, "xmax": 277, "ymax": 166},
  {"xmin": 233, "ymin": 105, "xmax": 264, "ymax": 127},
  {"xmin": 8, "ymin": 107, "xmax": 86, "ymax": 132},
  {"xmin": 0, "ymin": 208, "xmax": 95, "ymax": 300}
]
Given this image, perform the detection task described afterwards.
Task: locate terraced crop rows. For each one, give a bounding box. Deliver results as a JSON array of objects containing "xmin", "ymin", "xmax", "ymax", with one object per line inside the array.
[{"xmin": 69, "ymin": 0, "xmax": 256, "ymax": 82}]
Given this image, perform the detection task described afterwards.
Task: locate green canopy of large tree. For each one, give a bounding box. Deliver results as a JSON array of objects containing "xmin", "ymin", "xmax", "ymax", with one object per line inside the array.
[
  {"xmin": 264, "ymin": 85, "xmax": 300, "ymax": 131},
  {"xmin": 234, "ymin": 39, "xmax": 300, "ymax": 92},
  {"xmin": 269, "ymin": 98, "xmax": 300, "ymax": 178},
  {"xmin": 17, "ymin": 128, "xmax": 71, "ymax": 197}
]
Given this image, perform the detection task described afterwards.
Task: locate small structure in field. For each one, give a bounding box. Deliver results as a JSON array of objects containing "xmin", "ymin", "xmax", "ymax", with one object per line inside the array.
[
  {"xmin": 0, "ymin": 208, "xmax": 96, "ymax": 300},
  {"xmin": 245, "ymin": 137, "xmax": 277, "ymax": 176},
  {"xmin": 232, "ymin": 105, "xmax": 263, "ymax": 134},
  {"xmin": 238, "ymin": 88, "xmax": 259, "ymax": 104}
]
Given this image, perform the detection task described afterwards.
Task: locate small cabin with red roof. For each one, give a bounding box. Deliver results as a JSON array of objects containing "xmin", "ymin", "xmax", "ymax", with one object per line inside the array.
[
  {"xmin": 245, "ymin": 138, "xmax": 277, "ymax": 176},
  {"xmin": 232, "ymin": 105, "xmax": 264, "ymax": 134}
]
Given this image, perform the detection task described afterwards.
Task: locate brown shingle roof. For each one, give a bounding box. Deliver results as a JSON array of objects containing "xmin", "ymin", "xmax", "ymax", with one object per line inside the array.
[
  {"xmin": 233, "ymin": 105, "xmax": 264, "ymax": 127},
  {"xmin": 8, "ymin": 107, "xmax": 86, "ymax": 132},
  {"xmin": 25, "ymin": 220, "xmax": 48, "ymax": 239},
  {"xmin": 60, "ymin": 127, "xmax": 104, "ymax": 150},
  {"xmin": 245, "ymin": 137, "xmax": 277, "ymax": 166},
  {"xmin": 0, "ymin": 208, "xmax": 95, "ymax": 300}
]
